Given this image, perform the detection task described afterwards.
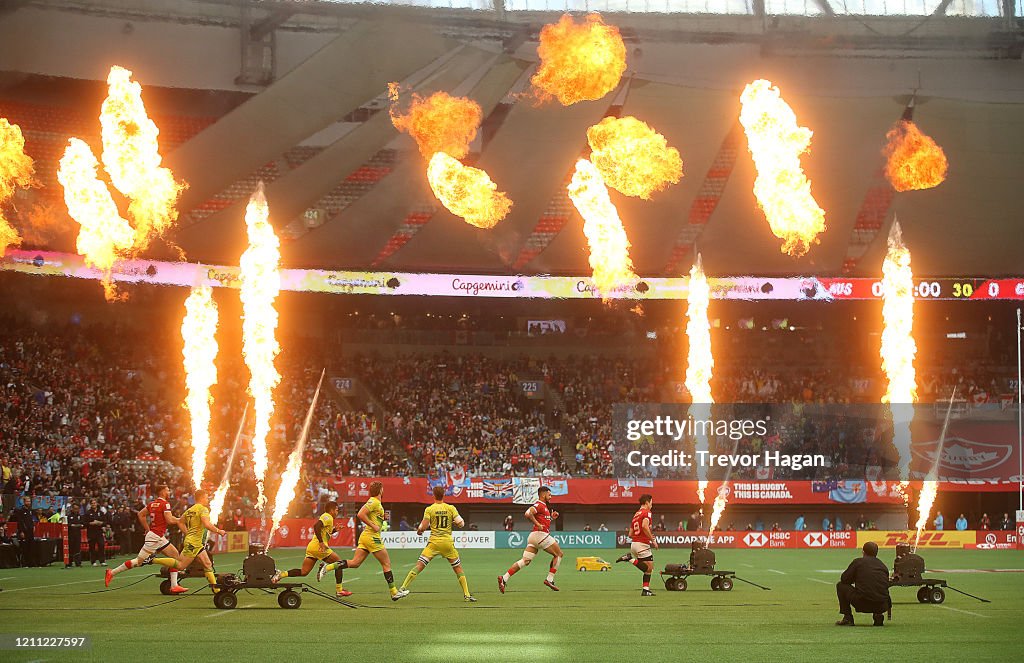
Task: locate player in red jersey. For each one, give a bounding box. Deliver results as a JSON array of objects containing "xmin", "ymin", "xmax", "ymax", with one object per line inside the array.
[
  {"xmin": 498, "ymin": 486, "xmax": 564, "ymax": 593},
  {"xmin": 105, "ymin": 485, "xmax": 183, "ymax": 590},
  {"xmin": 616, "ymin": 494, "xmax": 658, "ymax": 596}
]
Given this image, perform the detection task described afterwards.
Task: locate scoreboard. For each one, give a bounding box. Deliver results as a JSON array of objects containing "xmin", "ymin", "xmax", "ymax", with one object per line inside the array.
[{"xmin": 814, "ymin": 278, "xmax": 1024, "ymax": 301}]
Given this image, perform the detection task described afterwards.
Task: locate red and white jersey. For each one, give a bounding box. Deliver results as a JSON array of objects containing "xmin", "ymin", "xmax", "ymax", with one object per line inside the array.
[
  {"xmin": 147, "ymin": 497, "xmax": 172, "ymax": 537},
  {"xmin": 531, "ymin": 500, "xmax": 553, "ymax": 533},
  {"xmin": 630, "ymin": 508, "xmax": 653, "ymax": 544}
]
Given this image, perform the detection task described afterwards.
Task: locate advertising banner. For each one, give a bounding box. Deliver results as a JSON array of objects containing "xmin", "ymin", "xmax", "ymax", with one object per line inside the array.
[
  {"xmin": 971, "ymin": 530, "xmax": 1019, "ymax": 550},
  {"xmin": 381, "ymin": 530, "xmax": 495, "ymax": 550},
  {"xmin": 616, "ymin": 530, "xmax": 855, "ymax": 549},
  {"xmin": 857, "ymin": 530, "xmax": 975, "ymax": 549},
  {"xmin": 497, "ymin": 531, "xmax": 616, "ymax": 549},
  {"xmin": 211, "ymin": 531, "xmax": 250, "ymax": 554}
]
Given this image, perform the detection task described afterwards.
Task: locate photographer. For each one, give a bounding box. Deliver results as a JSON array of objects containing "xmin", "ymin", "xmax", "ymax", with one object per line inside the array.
[{"xmin": 836, "ymin": 541, "xmax": 891, "ymax": 626}]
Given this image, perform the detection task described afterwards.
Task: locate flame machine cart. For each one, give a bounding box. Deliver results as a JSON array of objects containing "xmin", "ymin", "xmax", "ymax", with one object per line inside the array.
[
  {"xmin": 658, "ymin": 542, "xmax": 771, "ymax": 592},
  {"xmin": 208, "ymin": 547, "xmax": 358, "ymax": 610}
]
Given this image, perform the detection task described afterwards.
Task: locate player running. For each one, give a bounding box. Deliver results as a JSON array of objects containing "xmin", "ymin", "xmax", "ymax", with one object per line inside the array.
[
  {"xmin": 152, "ymin": 489, "xmax": 226, "ymax": 593},
  {"xmin": 616, "ymin": 494, "xmax": 659, "ymax": 596},
  {"xmin": 271, "ymin": 501, "xmax": 352, "ymax": 597},
  {"xmin": 316, "ymin": 481, "xmax": 408, "ymax": 601},
  {"xmin": 105, "ymin": 485, "xmax": 182, "ymax": 588},
  {"xmin": 498, "ymin": 486, "xmax": 563, "ymax": 593},
  {"xmin": 399, "ymin": 485, "xmax": 476, "ymax": 602}
]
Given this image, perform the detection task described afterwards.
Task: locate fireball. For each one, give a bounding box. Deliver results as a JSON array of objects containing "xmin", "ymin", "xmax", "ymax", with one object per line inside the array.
[
  {"xmin": 388, "ymin": 84, "xmax": 482, "ymax": 160},
  {"xmin": 426, "ymin": 152, "xmax": 512, "ymax": 229},
  {"xmin": 738, "ymin": 79, "xmax": 825, "ymax": 256},
  {"xmin": 181, "ymin": 286, "xmax": 219, "ymax": 490},
  {"xmin": 0, "ymin": 118, "xmax": 36, "ymax": 255},
  {"xmin": 531, "ymin": 14, "xmax": 627, "ymax": 106},
  {"xmin": 100, "ymin": 66, "xmax": 184, "ymax": 250},
  {"xmin": 685, "ymin": 256, "xmax": 714, "ymax": 503},
  {"xmin": 880, "ymin": 221, "xmax": 917, "ymax": 481},
  {"xmin": 884, "ymin": 120, "xmax": 948, "ymax": 192},
  {"xmin": 586, "ymin": 116, "xmax": 683, "ymax": 199}
]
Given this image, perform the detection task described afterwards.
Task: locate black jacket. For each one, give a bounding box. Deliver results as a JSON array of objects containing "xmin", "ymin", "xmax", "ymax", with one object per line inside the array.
[
  {"xmin": 840, "ymin": 556, "xmax": 891, "ymax": 605},
  {"xmin": 84, "ymin": 509, "xmax": 106, "ymax": 538}
]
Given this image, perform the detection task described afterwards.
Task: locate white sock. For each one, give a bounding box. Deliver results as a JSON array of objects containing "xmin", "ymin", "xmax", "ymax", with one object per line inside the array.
[
  {"xmin": 501, "ymin": 572, "xmax": 510, "ymax": 582},
  {"xmin": 546, "ymin": 572, "xmax": 555, "ymax": 583},
  {"xmin": 112, "ymin": 562, "xmax": 128, "ymax": 576},
  {"xmin": 170, "ymin": 570, "xmax": 179, "ymax": 587}
]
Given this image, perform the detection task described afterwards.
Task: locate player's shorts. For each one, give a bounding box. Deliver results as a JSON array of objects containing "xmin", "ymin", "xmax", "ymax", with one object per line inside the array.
[
  {"xmin": 419, "ymin": 539, "xmax": 460, "ymax": 564},
  {"xmin": 356, "ymin": 529, "xmax": 385, "ymax": 553},
  {"xmin": 139, "ymin": 531, "xmax": 172, "ymax": 557},
  {"xmin": 305, "ymin": 539, "xmax": 334, "ymax": 561},
  {"xmin": 527, "ymin": 531, "xmax": 556, "ymax": 551},
  {"xmin": 630, "ymin": 541, "xmax": 654, "ymax": 561},
  {"xmin": 181, "ymin": 538, "xmax": 206, "ymax": 558}
]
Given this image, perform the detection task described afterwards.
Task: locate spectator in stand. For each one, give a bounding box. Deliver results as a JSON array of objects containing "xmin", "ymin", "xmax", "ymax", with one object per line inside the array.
[
  {"xmin": 583, "ymin": 523, "xmax": 592, "ymax": 531},
  {"xmin": 655, "ymin": 514, "xmax": 667, "ymax": 532},
  {"xmin": 1000, "ymin": 513, "xmax": 1012, "ymax": 531},
  {"xmin": 795, "ymin": 514, "xmax": 806, "ymax": 531},
  {"xmin": 822, "ymin": 516, "xmax": 831, "ymax": 531},
  {"xmin": 503, "ymin": 515, "xmax": 514, "ymax": 532},
  {"xmin": 955, "ymin": 513, "xmax": 968, "ymax": 531},
  {"xmin": 10, "ymin": 500, "xmax": 35, "ymax": 566},
  {"xmin": 979, "ymin": 513, "xmax": 991, "ymax": 530},
  {"xmin": 598, "ymin": 524, "xmax": 608, "ymax": 532},
  {"xmin": 857, "ymin": 514, "xmax": 868, "ymax": 530},
  {"xmin": 85, "ymin": 499, "xmax": 107, "ymax": 566},
  {"xmin": 398, "ymin": 515, "xmax": 411, "ymax": 531},
  {"xmin": 933, "ymin": 512, "xmax": 944, "ymax": 530},
  {"xmin": 228, "ymin": 509, "xmax": 246, "ymax": 532}
]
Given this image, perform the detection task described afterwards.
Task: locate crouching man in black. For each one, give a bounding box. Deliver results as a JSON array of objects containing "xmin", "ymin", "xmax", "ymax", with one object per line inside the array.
[{"xmin": 836, "ymin": 541, "xmax": 891, "ymax": 626}]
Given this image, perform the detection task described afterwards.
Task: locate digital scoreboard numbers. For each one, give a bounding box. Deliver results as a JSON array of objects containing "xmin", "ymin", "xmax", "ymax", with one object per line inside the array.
[{"xmin": 817, "ymin": 278, "xmax": 1024, "ymax": 301}]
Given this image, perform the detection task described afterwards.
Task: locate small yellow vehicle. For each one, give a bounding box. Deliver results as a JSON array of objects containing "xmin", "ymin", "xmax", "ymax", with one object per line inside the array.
[{"xmin": 576, "ymin": 556, "xmax": 612, "ymax": 572}]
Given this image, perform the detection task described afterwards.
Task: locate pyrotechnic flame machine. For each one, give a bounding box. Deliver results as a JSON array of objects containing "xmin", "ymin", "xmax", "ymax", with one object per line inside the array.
[
  {"xmin": 912, "ymin": 386, "xmax": 956, "ymax": 553},
  {"xmin": 265, "ymin": 369, "xmax": 326, "ymax": 552}
]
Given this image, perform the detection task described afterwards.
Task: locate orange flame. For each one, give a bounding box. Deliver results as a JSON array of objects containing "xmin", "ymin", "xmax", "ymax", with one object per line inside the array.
[
  {"xmin": 426, "ymin": 151, "xmax": 512, "ymax": 229},
  {"xmin": 57, "ymin": 138, "xmax": 135, "ymax": 299},
  {"xmin": 100, "ymin": 66, "xmax": 184, "ymax": 251},
  {"xmin": 182, "ymin": 286, "xmax": 219, "ymax": 490},
  {"xmin": 884, "ymin": 120, "xmax": 948, "ymax": 192},
  {"xmin": 239, "ymin": 182, "xmax": 281, "ymax": 510},
  {"xmin": 268, "ymin": 371, "xmax": 325, "ymax": 550},
  {"xmin": 739, "ymin": 79, "xmax": 826, "ymax": 256},
  {"xmin": 566, "ymin": 159, "xmax": 636, "ymax": 300},
  {"xmin": 531, "ymin": 13, "xmax": 627, "ymax": 106},
  {"xmin": 388, "ymin": 84, "xmax": 482, "ymax": 160},
  {"xmin": 706, "ymin": 484, "xmax": 729, "ymax": 545},
  {"xmin": 586, "ymin": 116, "xmax": 683, "ymax": 199},
  {"xmin": 880, "ymin": 221, "xmax": 917, "ymax": 479},
  {"xmin": 209, "ymin": 403, "xmax": 248, "ymax": 526},
  {"xmin": 0, "ymin": 118, "xmax": 35, "ymax": 256},
  {"xmin": 685, "ymin": 256, "xmax": 714, "ymax": 502},
  {"xmin": 913, "ymin": 480, "xmax": 938, "ymax": 548}
]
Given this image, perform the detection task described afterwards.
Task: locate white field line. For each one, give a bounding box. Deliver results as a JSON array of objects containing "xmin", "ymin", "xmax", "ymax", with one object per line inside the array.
[
  {"xmin": 806, "ymin": 577, "xmax": 832, "ymax": 585},
  {"xmin": 939, "ymin": 605, "xmax": 988, "ymax": 618}
]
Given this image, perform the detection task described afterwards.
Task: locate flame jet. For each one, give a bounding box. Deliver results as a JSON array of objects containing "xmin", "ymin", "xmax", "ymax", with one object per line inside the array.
[
  {"xmin": 880, "ymin": 221, "xmax": 917, "ymax": 498},
  {"xmin": 239, "ymin": 182, "xmax": 281, "ymax": 510},
  {"xmin": 0, "ymin": 118, "xmax": 35, "ymax": 255},
  {"xmin": 914, "ymin": 388, "xmax": 956, "ymax": 551},
  {"xmin": 267, "ymin": 370, "xmax": 325, "ymax": 551},
  {"xmin": 57, "ymin": 138, "xmax": 136, "ymax": 299},
  {"xmin": 99, "ymin": 66, "xmax": 184, "ymax": 250},
  {"xmin": 566, "ymin": 158, "xmax": 637, "ymax": 300},
  {"xmin": 181, "ymin": 286, "xmax": 219, "ymax": 490},
  {"xmin": 209, "ymin": 404, "xmax": 250, "ymax": 526},
  {"xmin": 739, "ymin": 79, "xmax": 826, "ymax": 257},
  {"xmin": 685, "ymin": 256, "xmax": 714, "ymax": 503}
]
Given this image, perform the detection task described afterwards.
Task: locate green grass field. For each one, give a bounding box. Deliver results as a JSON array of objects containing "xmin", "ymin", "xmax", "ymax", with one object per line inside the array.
[{"xmin": 0, "ymin": 548, "xmax": 1020, "ymax": 662}]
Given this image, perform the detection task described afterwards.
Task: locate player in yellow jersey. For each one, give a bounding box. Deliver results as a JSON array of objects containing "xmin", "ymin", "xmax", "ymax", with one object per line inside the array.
[
  {"xmin": 400, "ymin": 485, "xmax": 476, "ymax": 602},
  {"xmin": 317, "ymin": 481, "xmax": 408, "ymax": 601},
  {"xmin": 152, "ymin": 489, "xmax": 225, "ymax": 593},
  {"xmin": 269, "ymin": 501, "xmax": 351, "ymax": 597}
]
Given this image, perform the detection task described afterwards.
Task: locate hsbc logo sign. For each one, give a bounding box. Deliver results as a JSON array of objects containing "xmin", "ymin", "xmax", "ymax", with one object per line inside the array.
[
  {"xmin": 804, "ymin": 532, "xmax": 827, "ymax": 547},
  {"xmin": 744, "ymin": 533, "xmax": 768, "ymax": 547}
]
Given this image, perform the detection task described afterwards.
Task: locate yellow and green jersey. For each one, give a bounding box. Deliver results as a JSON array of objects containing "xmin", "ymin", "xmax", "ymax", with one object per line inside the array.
[
  {"xmin": 363, "ymin": 496, "xmax": 385, "ymax": 533},
  {"xmin": 182, "ymin": 503, "xmax": 210, "ymax": 546},
  {"xmin": 315, "ymin": 512, "xmax": 335, "ymax": 545},
  {"xmin": 424, "ymin": 502, "xmax": 460, "ymax": 542}
]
